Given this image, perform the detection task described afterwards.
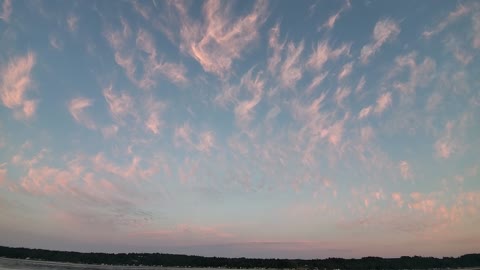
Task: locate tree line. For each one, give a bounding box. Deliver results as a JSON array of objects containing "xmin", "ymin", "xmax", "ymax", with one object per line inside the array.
[{"xmin": 1, "ymin": 246, "xmax": 479, "ymax": 269}]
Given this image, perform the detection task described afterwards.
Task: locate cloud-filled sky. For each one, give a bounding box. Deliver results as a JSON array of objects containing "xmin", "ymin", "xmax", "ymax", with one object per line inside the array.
[{"xmin": 1, "ymin": 0, "xmax": 480, "ymax": 259}]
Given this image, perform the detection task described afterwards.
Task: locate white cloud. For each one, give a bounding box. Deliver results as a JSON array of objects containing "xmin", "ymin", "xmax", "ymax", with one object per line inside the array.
[
  {"xmin": 0, "ymin": 52, "xmax": 38, "ymax": 119},
  {"xmin": 360, "ymin": 19, "xmax": 400, "ymax": 64},
  {"xmin": 399, "ymin": 160, "xmax": 413, "ymax": 180},
  {"xmin": 49, "ymin": 35, "xmax": 63, "ymax": 50},
  {"xmin": 67, "ymin": 14, "xmax": 78, "ymax": 32}
]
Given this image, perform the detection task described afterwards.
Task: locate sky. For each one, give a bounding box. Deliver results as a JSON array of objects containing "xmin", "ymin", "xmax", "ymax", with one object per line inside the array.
[{"xmin": 1, "ymin": 0, "xmax": 480, "ymax": 260}]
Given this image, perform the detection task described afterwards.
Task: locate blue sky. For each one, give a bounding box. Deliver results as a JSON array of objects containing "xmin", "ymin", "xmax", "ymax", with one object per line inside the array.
[{"xmin": 1, "ymin": 0, "xmax": 480, "ymax": 259}]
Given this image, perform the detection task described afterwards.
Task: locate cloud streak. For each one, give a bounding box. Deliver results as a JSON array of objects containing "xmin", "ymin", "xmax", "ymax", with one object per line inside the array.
[
  {"xmin": 360, "ymin": 19, "xmax": 400, "ymax": 64},
  {"xmin": 0, "ymin": 52, "xmax": 37, "ymax": 119}
]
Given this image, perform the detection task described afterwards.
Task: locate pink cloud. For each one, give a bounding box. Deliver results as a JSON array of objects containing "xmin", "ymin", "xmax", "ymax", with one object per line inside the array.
[
  {"xmin": 132, "ymin": 224, "xmax": 235, "ymax": 241},
  {"xmin": 235, "ymin": 70, "xmax": 264, "ymax": 127},
  {"xmin": 68, "ymin": 97, "xmax": 96, "ymax": 129},
  {"xmin": 267, "ymin": 24, "xmax": 285, "ymax": 74},
  {"xmin": 321, "ymin": 0, "xmax": 351, "ymax": 30},
  {"xmin": 392, "ymin": 193, "xmax": 404, "ymax": 207},
  {"xmin": 360, "ymin": 126, "xmax": 374, "ymax": 142},
  {"xmin": 306, "ymin": 72, "xmax": 328, "ymax": 94},
  {"xmin": 360, "ymin": 19, "xmax": 400, "ymax": 64},
  {"xmin": 174, "ymin": 123, "xmax": 216, "ymax": 153},
  {"xmin": 423, "ymin": 4, "xmax": 469, "ymax": 39},
  {"xmin": 174, "ymin": 123, "xmax": 193, "ymax": 147},
  {"xmin": 101, "ymin": 125, "xmax": 119, "ymax": 138},
  {"xmin": 434, "ymin": 121, "xmax": 456, "ymax": 159},
  {"xmin": 131, "ymin": 0, "xmax": 150, "ymax": 20},
  {"xmin": 473, "ymin": 13, "xmax": 480, "ymax": 48},
  {"xmin": 334, "ymin": 86, "xmax": 351, "ymax": 107},
  {"xmin": 173, "ymin": 0, "xmax": 268, "ymax": 77},
  {"xmin": 0, "ymin": 52, "xmax": 37, "ymax": 119},
  {"xmin": 0, "ymin": 0, "xmax": 12, "ymax": 22},
  {"xmin": 338, "ymin": 62, "xmax": 353, "ymax": 80},
  {"xmin": 280, "ymin": 41, "xmax": 304, "ymax": 88},
  {"xmin": 145, "ymin": 98, "xmax": 166, "ymax": 135},
  {"xmin": 355, "ymin": 75, "xmax": 366, "ymax": 93},
  {"xmin": 93, "ymin": 153, "xmax": 156, "ymax": 181},
  {"xmin": 374, "ymin": 92, "xmax": 392, "ymax": 114},
  {"xmin": 307, "ymin": 41, "xmax": 350, "ymax": 71},
  {"xmin": 358, "ymin": 105, "xmax": 372, "ymax": 119},
  {"xmin": 391, "ymin": 52, "xmax": 436, "ymax": 98},
  {"xmin": 196, "ymin": 131, "xmax": 215, "ymax": 153},
  {"xmin": 106, "ymin": 23, "xmax": 186, "ymax": 89},
  {"xmin": 103, "ymin": 85, "xmax": 135, "ymax": 123}
]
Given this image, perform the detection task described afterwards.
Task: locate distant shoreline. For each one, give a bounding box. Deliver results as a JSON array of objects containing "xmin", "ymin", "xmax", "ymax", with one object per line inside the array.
[
  {"xmin": 1, "ymin": 245, "xmax": 480, "ymax": 270},
  {"xmin": 0, "ymin": 257, "xmax": 234, "ymax": 270},
  {"xmin": 1, "ymin": 257, "xmax": 480, "ymax": 270}
]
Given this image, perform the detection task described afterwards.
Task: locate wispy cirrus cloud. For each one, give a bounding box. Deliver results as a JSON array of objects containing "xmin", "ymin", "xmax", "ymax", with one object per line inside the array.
[
  {"xmin": 472, "ymin": 12, "xmax": 480, "ymax": 48},
  {"xmin": 435, "ymin": 121, "xmax": 456, "ymax": 159},
  {"xmin": 66, "ymin": 14, "xmax": 78, "ymax": 32},
  {"xmin": 360, "ymin": 19, "xmax": 400, "ymax": 64},
  {"xmin": 321, "ymin": 0, "xmax": 351, "ymax": 30},
  {"xmin": 144, "ymin": 98, "xmax": 166, "ymax": 135},
  {"xmin": 235, "ymin": 69, "xmax": 264, "ymax": 127},
  {"xmin": 374, "ymin": 92, "xmax": 392, "ymax": 114},
  {"xmin": 0, "ymin": 0, "xmax": 12, "ymax": 22},
  {"xmin": 399, "ymin": 160, "xmax": 413, "ymax": 180},
  {"xmin": 423, "ymin": 4, "xmax": 470, "ymax": 39},
  {"xmin": 49, "ymin": 35, "xmax": 63, "ymax": 50},
  {"xmin": 168, "ymin": 0, "xmax": 268, "ymax": 77},
  {"xmin": 338, "ymin": 61, "xmax": 353, "ymax": 80},
  {"xmin": 267, "ymin": 24, "xmax": 284, "ymax": 74},
  {"xmin": 391, "ymin": 52, "xmax": 436, "ymax": 97},
  {"xmin": 103, "ymin": 85, "xmax": 135, "ymax": 123},
  {"xmin": 106, "ymin": 21, "xmax": 187, "ymax": 89},
  {"xmin": 174, "ymin": 124, "xmax": 217, "ymax": 154},
  {"xmin": 307, "ymin": 41, "xmax": 350, "ymax": 71},
  {"xmin": 357, "ymin": 91, "xmax": 392, "ymax": 119},
  {"xmin": 0, "ymin": 52, "xmax": 38, "ymax": 119},
  {"xmin": 279, "ymin": 41, "xmax": 304, "ymax": 89},
  {"xmin": 68, "ymin": 97, "xmax": 95, "ymax": 130}
]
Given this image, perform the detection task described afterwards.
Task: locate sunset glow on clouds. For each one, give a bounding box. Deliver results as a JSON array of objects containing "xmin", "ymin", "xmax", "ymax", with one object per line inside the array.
[{"xmin": 1, "ymin": 0, "xmax": 480, "ymax": 259}]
